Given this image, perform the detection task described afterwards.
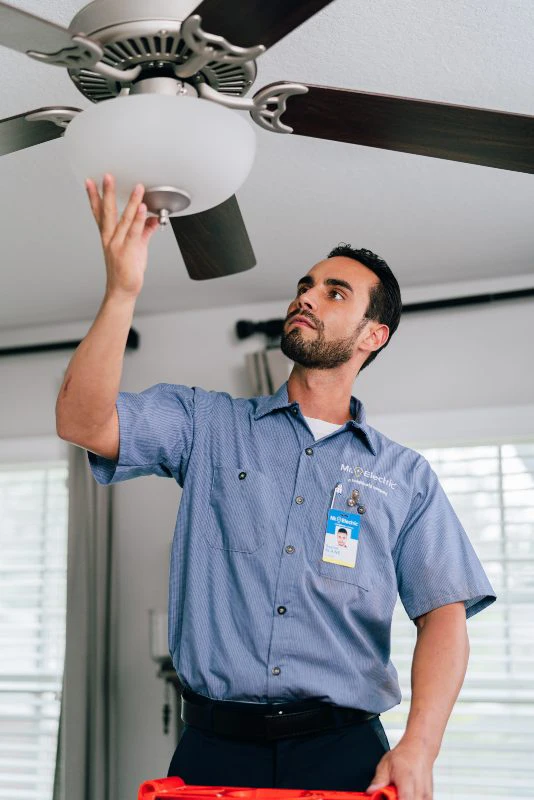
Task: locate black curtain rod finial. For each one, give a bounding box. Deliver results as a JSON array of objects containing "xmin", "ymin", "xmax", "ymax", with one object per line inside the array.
[{"xmin": 235, "ymin": 318, "xmax": 284, "ymax": 340}]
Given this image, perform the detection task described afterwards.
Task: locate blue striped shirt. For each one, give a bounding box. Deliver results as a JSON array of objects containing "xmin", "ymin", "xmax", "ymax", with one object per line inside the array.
[{"xmin": 89, "ymin": 382, "xmax": 496, "ymax": 713}]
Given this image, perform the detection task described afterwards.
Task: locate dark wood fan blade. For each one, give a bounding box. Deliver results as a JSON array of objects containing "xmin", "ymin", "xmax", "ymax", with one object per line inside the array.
[
  {"xmin": 277, "ymin": 82, "xmax": 534, "ymax": 173},
  {"xmin": 0, "ymin": 2, "xmax": 81, "ymax": 57},
  {"xmin": 170, "ymin": 195, "xmax": 256, "ymax": 280},
  {"xmin": 0, "ymin": 108, "xmax": 81, "ymax": 157},
  {"xmin": 190, "ymin": 0, "xmax": 336, "ymax": 50}
]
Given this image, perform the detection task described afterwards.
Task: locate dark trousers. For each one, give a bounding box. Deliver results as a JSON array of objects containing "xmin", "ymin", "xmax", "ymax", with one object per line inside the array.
[{"xmin": 168, "ymin": 717, "xmax": 390, "ymax": 792}]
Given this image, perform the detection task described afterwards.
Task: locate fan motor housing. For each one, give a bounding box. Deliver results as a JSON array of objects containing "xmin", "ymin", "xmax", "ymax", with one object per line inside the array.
[{"xmin": 68, "ymin": 0, "xmax": 257, "ymax": 103}]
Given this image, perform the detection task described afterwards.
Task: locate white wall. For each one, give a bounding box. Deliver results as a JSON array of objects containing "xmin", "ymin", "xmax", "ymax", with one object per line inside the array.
[{"xmin": 1, "ymin": 294, "xmax": 533, "ymax": 800}]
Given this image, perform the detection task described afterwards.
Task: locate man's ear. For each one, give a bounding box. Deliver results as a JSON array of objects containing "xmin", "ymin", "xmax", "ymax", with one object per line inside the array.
[{"xmin": 360, "ymin": 323, "xmax": 390, "ymax": 356}]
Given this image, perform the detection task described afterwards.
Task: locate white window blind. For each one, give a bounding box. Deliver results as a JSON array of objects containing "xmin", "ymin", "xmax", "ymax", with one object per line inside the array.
[
  {"xmin": 383, "ymin": 442, "xmax": 534, "ymax": 800},
  {"xmin": 0, "ymin": 461, "xmax": 68, "ymax": 800}
]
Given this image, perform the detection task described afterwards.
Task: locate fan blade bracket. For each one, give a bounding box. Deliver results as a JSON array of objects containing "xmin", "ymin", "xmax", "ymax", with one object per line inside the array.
[
  {"xmin": 25, "ymin": 108, "xmax": 80, "ymax": 131},
  {"xmin": 0, "ymin": 106, "xmax": 82, "ymax": 156},
  {"xmin": 251, "ymin": 83, "xmax": 309, "ymax": 134},
  {"xmin": 26, "ymin": 33, "xmax": 142, "ymax": 82},
  {"xmin": 197, "ymin": 81, "xmax": 308, "ymax": 134},
  {"xmin": 26, "ymin": 33, "xmax": 103, "ymax": 69},
  {"xmin": 91, "ymin": 60, "xmax": 142, "ymax": 83},
  {"xmin": 175, "ymin": 14, "xmax": 265, "ymax": 79},
  {"xmin": 197, "ymin": 82, "xmax": 254, "ymax": 109}
]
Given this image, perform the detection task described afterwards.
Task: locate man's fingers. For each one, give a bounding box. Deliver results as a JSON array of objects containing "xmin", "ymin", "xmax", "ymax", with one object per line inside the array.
[
  {"xmin": 367, "ymin": 761, "xmax": 390, "ymax": 793},
  {"xmin": 114, "ymin": 183, "xmax": 145, "ymax": 242},
  {"xmin": 141, "ymin": 216, "xmax": 161, "ymax": 244},
  {"xmin": 85, "ymin": 178, "xmax": 102, "ymax": 225},
  {"xmin": 396, "ymin": 775, "xmax": 416, "ymax": 800},
  {"xmin": 101, "ymin": 173, "xmax": 119, "ymax": 240},
  {"xmin": 123, "ymin": 204, "xmax": 159, "ymax": 245},
  {"xmin": 124, "ymin": 201, "xmax": 149, "ymax": 241}
]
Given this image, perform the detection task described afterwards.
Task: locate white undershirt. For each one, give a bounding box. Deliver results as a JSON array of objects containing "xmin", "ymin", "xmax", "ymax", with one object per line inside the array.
[{"xmin": 304, "ymin": 416, "xmax": 344, "ymax": 441}]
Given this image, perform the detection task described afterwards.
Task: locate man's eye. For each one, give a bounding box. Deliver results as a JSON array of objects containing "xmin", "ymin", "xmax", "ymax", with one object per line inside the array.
[
  {"xmin": 297, "ymin": 286, "xmax": 307, "ymax": 295},
  {"xmin": 330, "ymin": 290, "xmax": 344, "ymax": 300}
]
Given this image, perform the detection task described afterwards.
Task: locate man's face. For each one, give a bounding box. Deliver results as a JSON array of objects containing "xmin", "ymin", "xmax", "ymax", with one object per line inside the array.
[
  {"xmin": 336, "ymin": 529, "xmax": 348, "ymax": 547},
  {"xmin": 280, "ymin": 257, "xmax": 381, "ymax": 370}
]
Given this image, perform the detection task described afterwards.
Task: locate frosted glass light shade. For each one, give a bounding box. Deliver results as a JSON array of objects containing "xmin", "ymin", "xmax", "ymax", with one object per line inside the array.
[{"xmin": 64, "ymin": 93, "xmax": 256, "ymax": 215}]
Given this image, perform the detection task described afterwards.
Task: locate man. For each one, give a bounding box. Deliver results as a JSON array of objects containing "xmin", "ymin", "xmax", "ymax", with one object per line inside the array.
[
  {"xmin": 336, "ymin": 528, "xmax": 349, "ymax": 547},
  {"xmin": 56, "ymin": 175, "xmax": 496, "ymax": 800}
]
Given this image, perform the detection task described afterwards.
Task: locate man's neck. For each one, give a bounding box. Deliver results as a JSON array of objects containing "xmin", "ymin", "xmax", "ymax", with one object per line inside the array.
[{"xmin": 287, "ymin": 366, "xmax": 357, "ymax": 425}]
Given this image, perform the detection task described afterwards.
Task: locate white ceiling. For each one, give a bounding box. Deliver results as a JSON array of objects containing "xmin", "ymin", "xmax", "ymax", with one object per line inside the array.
[{"xmin": 1, "ymin": 0, "xmax": 534, "ymax": 331}]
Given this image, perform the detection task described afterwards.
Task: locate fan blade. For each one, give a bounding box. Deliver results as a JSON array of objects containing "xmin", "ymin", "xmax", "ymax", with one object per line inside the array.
[
  {"xmin": 191, "ymin": 0, "xmax": 336, "ymax": 50},
  {"xmin": 0, "ymin": 108, "xmax": 81, "ymax": 157},
  {"xmin": 0, "ymin": 2, "xmax": 75, "ymax": 56},
  {"xmin": 170, "ymin": 195, "xmax": 256, "ymax": 280},
  {"xmin": 277, "ymin": 83, "xmax": 534, "ymax": 174},
  {"xmin": 0, "ymin": 2, "xmax": 102, "ymax": 68}
]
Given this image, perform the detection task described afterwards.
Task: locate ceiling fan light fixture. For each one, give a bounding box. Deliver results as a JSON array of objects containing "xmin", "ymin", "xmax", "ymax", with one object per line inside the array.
[{"xmin": 63, "ymin": 93, "xmax": 256, "ymax": 217}]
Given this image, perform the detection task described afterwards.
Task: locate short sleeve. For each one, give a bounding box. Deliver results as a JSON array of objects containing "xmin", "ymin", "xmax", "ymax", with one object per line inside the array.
[
  {"xmin": 88, "ymin": 383, "xmax": 195, "ymax": 487},
  {"xmin": 393, "ymin": 457, "xmax": 497, "ymax": 621}
]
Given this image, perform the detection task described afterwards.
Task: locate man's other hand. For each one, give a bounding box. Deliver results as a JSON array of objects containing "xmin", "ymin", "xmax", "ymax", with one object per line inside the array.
[{"xmin": 366, "ymin": 740, "xmax": 433, "ymax": 800}]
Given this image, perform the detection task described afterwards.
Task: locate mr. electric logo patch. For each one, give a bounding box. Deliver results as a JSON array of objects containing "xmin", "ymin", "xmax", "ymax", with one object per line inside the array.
[{"xmin": 341, "ymin": 463, "xmax": 398, "ymax": 495}]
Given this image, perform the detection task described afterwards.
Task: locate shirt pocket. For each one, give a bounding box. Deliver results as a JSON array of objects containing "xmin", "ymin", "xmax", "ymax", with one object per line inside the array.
[
  {"xmin": 208, "ymin": 466, "xmax": 274, "ymax": 553},
  {"xmin": 314, "ymin": 521, "xmax": 369, "ymax": 590}
]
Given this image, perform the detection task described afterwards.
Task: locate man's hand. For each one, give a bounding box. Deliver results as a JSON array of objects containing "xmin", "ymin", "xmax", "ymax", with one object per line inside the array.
[
  {"xmin": 85, "ymin": 173, "xmax": 159, "ymax": 300},
  {"xmin": 366, "ymin": 740, "xmax": 433, "ymax": 800}
]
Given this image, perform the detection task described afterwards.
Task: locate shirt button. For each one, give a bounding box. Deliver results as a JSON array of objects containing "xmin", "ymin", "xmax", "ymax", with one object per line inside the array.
[
  {"xmin": 290, "ymin": 407, "xmax": 298, "ymax": 415},
  {"xmin": 295, "ymin": 496, "xmax": 304, "ymax": 504},
  {"xmin": 277, "ymin": 606, "xmax": 287, "ymax": 615},
  {"xmin": 272, "ymin": 667, "xmax": 281, "ymax": 676},
  {"xmin": 305, "ymin": 448, "xmax": 314, "ymax": 456},
  {"xmin": 285, "ymin": 545, "xmax": 295, "ymax": 554},
  {"xmin": 238, "ymin": 471, "xmax": 247, "ymax": 480},
  {"xmin": 357, "ymin": 505, "xmax": 366, "ymax": 514}
]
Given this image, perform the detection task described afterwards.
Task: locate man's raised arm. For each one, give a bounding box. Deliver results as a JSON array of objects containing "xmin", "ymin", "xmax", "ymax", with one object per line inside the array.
[{"xmin": 55, "ymin": 173, "xmax": 159, "ymax": 460}]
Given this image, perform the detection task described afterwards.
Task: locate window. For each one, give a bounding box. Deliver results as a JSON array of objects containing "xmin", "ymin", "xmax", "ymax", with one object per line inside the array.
[
  {"xmin": 0, "ymin": 458, "xmax": 68, "ymax": 800},
  {"xmin": 384, "ymin": 442, "xmax": 534, "ymax": 799}
]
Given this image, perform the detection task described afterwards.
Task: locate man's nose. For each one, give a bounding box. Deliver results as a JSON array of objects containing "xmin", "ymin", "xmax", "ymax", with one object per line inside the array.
[{"xmin": 297, "ymin": 289, "xmax": 318, "ymax": 312}]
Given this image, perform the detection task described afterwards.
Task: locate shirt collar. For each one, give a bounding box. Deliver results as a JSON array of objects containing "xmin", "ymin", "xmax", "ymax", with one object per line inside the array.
[{"xmin": 253, "ymin": 382, "xmax": 377, "ymax": 456}]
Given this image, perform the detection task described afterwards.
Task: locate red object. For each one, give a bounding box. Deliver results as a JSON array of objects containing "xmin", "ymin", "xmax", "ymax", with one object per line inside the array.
[{"xmin": 138, "ymin": 779, "xmax": 398, "ymax": 800}]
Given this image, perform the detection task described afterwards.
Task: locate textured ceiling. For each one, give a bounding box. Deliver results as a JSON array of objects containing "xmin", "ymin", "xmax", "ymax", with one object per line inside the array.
[{"xmin": 1, "ymin": 0, "xmax": 534, "ymax": 330}]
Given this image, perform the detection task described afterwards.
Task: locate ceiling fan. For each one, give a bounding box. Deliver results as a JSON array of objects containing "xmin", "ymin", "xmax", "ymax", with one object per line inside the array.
[{"xmin": 1, "ymin": 0, "xmax": 534, "ymax": 281}]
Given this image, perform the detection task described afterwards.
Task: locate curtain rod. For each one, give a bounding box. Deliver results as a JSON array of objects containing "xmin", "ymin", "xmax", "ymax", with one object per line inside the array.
[
  {"xmin": 401, "ymin": 286, "xmax": 534, "ymax": 314},
  {"xmin": 0, "ymin": 328, "xmax": 139, "ymax": 358},
  {"xmin": 1, "ymin": 285, "xmax": 533, "ymax": 358}
]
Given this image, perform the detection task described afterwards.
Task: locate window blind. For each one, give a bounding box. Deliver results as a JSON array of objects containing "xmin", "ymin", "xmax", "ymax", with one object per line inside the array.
[
  {"xmin": 383, "ymin": 442, "xmax": 534, "ymax": 799},
  {"xmin": 0, "ymin": 462, "xmax": 68, "ymax": 800}
]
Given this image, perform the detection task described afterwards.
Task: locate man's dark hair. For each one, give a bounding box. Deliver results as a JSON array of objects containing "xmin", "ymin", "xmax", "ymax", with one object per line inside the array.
[{"xmin": 327, "ymin": 243, "xmax": 402, "ymax": 370}]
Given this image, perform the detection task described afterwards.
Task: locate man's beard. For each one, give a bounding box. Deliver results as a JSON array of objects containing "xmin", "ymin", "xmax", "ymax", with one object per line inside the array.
[{"xmin": 281, "ymin": 315, "xmax": 365, "ymax": 370}]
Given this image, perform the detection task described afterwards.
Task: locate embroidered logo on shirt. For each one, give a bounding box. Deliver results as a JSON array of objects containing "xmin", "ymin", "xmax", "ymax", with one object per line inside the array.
[{"xmin": 341, "ymin": 463, "xmax": 398, "ymax": 494}]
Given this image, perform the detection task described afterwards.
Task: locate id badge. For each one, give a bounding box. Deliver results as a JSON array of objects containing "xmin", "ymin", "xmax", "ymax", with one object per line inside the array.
[{"xmin": 322, "ymin": 508, "xmax": 361, "ymax": 567}]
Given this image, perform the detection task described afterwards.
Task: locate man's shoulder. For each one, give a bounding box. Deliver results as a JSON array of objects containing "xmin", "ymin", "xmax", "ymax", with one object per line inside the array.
[
  {"xmin": 158, "ymin": 384, "xmax": 267, "ymax": 416},
  {"xmin": 365, "ymin": 421, "xmax": 426, "ymax": 468}
]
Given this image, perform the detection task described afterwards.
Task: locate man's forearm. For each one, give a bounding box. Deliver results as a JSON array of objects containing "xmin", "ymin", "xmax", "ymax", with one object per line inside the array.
[{"xmin": 401, "ymin": 602, "xmax": 470, "ymax": 761}]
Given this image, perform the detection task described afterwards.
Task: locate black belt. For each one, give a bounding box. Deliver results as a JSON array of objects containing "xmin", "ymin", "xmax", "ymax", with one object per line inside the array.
[{"xmin": 181, "ymin": 688, "xmax": 377, "ymax": 742}]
